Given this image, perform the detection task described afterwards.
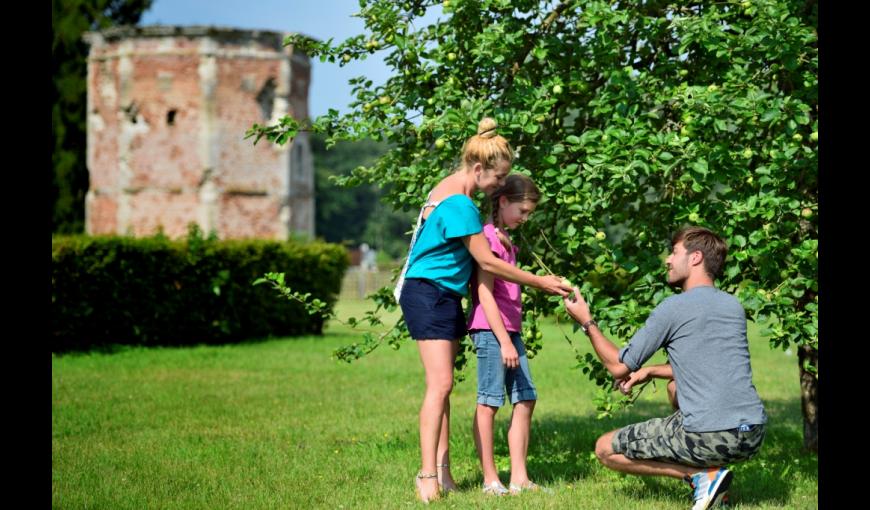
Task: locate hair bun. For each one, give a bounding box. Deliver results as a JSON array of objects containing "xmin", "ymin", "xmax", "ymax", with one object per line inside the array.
[{"xmin": 477, "ymin": 117, "xmax": 498, "ymax": 138}]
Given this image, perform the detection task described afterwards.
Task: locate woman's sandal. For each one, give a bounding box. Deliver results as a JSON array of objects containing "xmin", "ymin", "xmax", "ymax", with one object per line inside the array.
[
  {"xmin": 436, "ymin": 463, "xmax": 457, "ymax": 493},
  {"xmin": 415, "ymin": 471, "xmax": 440, "ymax": 504}
]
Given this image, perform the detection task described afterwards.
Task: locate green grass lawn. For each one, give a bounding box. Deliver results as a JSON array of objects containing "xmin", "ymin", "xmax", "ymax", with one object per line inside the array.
[{"xmin": 52, "ymin": 299, "xmax": 817, "ymax": 509}]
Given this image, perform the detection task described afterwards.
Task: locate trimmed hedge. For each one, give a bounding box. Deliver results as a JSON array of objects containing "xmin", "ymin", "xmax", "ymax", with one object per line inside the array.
[{"xmin": 51, "ymin": 231, "xmax": 349, "ymax": 352}]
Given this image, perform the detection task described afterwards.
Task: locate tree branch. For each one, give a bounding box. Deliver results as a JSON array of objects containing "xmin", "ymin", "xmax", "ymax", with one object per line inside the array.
[{"xmin": 509, "ymin": 0, "xmax": 574, "ymax": 78}]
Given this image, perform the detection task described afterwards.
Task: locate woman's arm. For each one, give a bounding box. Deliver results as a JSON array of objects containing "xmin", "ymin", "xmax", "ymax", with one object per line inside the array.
[{"xmin": 463, "ymin": 232, "xmax": 570, "ymax": 296}]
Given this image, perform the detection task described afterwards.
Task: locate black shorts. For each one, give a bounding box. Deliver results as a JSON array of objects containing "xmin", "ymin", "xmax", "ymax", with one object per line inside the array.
[{"xmin": 399, "ymin": 278, "xmax": 467, "ymax": 340}]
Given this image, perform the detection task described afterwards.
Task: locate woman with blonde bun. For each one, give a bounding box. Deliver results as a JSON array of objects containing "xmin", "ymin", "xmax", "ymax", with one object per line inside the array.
[{"xmin": 396, "ymin": 117, "xmax": 571, "ymax": 503}]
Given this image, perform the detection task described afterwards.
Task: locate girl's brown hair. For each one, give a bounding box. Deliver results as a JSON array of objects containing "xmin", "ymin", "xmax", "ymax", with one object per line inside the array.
[{"xmin": 490, "ymin": 174, "xmax": 541, "ymax": 226}]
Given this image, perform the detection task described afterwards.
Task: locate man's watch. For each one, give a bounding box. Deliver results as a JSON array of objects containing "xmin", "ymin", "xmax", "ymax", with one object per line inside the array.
[{"xmin": 580, "ymin": 319, "xmax": 598, "ymax": 334}]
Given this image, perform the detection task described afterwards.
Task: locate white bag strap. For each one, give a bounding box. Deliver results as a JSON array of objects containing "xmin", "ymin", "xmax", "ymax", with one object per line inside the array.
[{"xmin": 393, "ymin": 193, "xmax": 439, "ymax": 302}]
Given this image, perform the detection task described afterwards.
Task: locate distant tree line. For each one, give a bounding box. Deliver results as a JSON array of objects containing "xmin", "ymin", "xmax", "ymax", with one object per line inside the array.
[{"xmin": 312, "ymin": 133, "xmax": 413, "ymax": 261}]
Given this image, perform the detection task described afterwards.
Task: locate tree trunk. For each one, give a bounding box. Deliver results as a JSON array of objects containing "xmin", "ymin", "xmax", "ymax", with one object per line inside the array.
[{"xmin": 797, "ymin": 344, "xmax": 818, "ymax": 453}]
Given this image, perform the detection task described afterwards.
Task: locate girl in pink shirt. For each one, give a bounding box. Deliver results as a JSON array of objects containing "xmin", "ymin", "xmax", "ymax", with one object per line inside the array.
[{"xmin": 467, "ymin": 174, "xmax": 544, "ymax": 495}]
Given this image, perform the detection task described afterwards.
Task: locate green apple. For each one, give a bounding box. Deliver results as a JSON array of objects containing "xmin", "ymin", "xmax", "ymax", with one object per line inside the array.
[
  {"xmin": 792, "ymin": 133, "xmax": 803, "ymax": 142},
  {"xmin": 379, "ymin": 95, "xmax": 391, "ymax": 105},
  {"xmin": 688, "ymin": 212, "xmax": 701, "ymax": 223},
  {"xmin": 801, "ymin": 207, "xmax": 813, "ymax": 218},
  {"xmin": 809, "ymin": 131, "xmax": 818, "ymax": 142},
  {"xmin": 552, "ymin": 84, "xmax": 563, "ymax": 94},
  {"xmin": 435, "ymin": 138, "xmax": 446, "ymax": 149},
  {"xmin": 447, "ymin": 52, "xmax": 456, "ymax": 61},
  {"xmin": 742, "ymin": 148, "xmax": 753, "ymax": 159},
  {"xmin": 595, "ymin": 231, "xmax": 606, "ymax": 241}
]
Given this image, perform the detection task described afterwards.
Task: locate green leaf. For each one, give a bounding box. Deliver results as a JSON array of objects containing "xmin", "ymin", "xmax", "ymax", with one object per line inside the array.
[
  {"xmin": 691, "ymin": 159, "xmax": 709, "ymax": 175},
  {"xmin": 761, "ymin": 109, "xmax": 780, "ymax": 122}
]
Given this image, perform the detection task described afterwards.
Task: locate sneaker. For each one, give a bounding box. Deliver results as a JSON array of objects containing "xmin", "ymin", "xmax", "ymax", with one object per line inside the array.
[
  {"xmin": 688, "ymin": 467, "xmax": 732, "ymax": 510},
  {"xmin": 509, "ymin": 480, "xmax": 553, "ymax": 495},
  {"xmin": 482, "ymin": 480, "xmax": 509, "ymax": 496}
]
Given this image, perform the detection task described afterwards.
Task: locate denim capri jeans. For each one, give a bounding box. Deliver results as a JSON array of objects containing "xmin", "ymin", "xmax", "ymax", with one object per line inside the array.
[{"xmin": 471, "ymin": 330, "xmax": 538, "ymax": 407}]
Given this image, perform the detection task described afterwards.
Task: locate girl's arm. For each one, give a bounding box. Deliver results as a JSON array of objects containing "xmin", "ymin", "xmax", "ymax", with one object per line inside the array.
[
  {"xmin": 463, "ymin": 232, "xmax": 570, "ymax": 296},
  {"xmin": 476, "ymin": 265, "xmax": 519, "ymax": 369}
]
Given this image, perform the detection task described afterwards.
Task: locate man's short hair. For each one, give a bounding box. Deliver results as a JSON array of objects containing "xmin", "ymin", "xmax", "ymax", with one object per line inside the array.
[{"xmin": 672, "ymin": 226, "xmax": 728, "ymax": 278}]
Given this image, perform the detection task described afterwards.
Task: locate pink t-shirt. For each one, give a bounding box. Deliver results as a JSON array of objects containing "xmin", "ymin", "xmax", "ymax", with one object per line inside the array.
[{"xmin": 467, "ymin": 223, "xmax": 523, "ymax": 332}]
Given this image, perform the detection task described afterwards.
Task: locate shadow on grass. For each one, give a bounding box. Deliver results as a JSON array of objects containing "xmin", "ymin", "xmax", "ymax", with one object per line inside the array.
[{"xmin": 478, "ymin": 398, "xmax": 816, "ymax": 505}]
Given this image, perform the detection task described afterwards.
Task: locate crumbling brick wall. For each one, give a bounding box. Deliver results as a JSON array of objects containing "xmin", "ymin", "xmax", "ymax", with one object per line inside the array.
[{"xmin": 85, "ymin": 25, "xmax": 314, "ymax": 240}]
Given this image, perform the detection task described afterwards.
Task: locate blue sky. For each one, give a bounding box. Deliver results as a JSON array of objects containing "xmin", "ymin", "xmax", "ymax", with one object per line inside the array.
[{"xmin": 140, "ymin": 0, "xmax": 435, "ymax": 118}]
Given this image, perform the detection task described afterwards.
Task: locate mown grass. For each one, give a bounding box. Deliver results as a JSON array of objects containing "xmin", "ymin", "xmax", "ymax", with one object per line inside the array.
[{"xmin": 52, "ymin": 299, "xmax": 817, "ymax": 509}]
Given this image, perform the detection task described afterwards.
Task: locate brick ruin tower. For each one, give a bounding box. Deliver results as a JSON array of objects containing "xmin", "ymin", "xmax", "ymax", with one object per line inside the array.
[{"xmin": 84, "ymin": 26, "xmax": 314, "ymax": 240}]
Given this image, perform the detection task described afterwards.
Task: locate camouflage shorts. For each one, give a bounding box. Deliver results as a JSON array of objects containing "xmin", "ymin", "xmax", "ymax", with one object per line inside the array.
[{"xmin": 612, "ymin": 411, "xmax": 765, "ymax": 468}]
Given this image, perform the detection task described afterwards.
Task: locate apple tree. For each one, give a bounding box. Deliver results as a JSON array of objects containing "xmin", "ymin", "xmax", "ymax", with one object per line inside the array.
[{"xmin": 250, "ymin": 0, "xmax": 817, "ymax": 451}]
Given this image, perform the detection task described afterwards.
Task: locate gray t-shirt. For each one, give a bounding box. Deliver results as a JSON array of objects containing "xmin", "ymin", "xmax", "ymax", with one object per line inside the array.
[{"xmin": 618, "ymin": 285, "xmax": 767, "ymax": 432}]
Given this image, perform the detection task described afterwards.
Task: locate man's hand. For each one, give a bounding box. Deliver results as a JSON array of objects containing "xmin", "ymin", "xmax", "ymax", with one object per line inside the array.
[
  {"xmin": 563, "ymin": 287, "xmax": 592, "ymax": 324},
  {"xmin": 618, "ymin": 368, "xmax": 651, "ymax": 394}
]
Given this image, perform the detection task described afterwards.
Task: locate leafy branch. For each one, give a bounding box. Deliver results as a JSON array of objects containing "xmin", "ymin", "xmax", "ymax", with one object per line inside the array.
[
  {"xmin": 253, "ymin": 272, "xmax": 408, "ymax": 362},
  {"xmin": 520, "ymin": 229, "xmax": 653, "ymax": 419}
]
